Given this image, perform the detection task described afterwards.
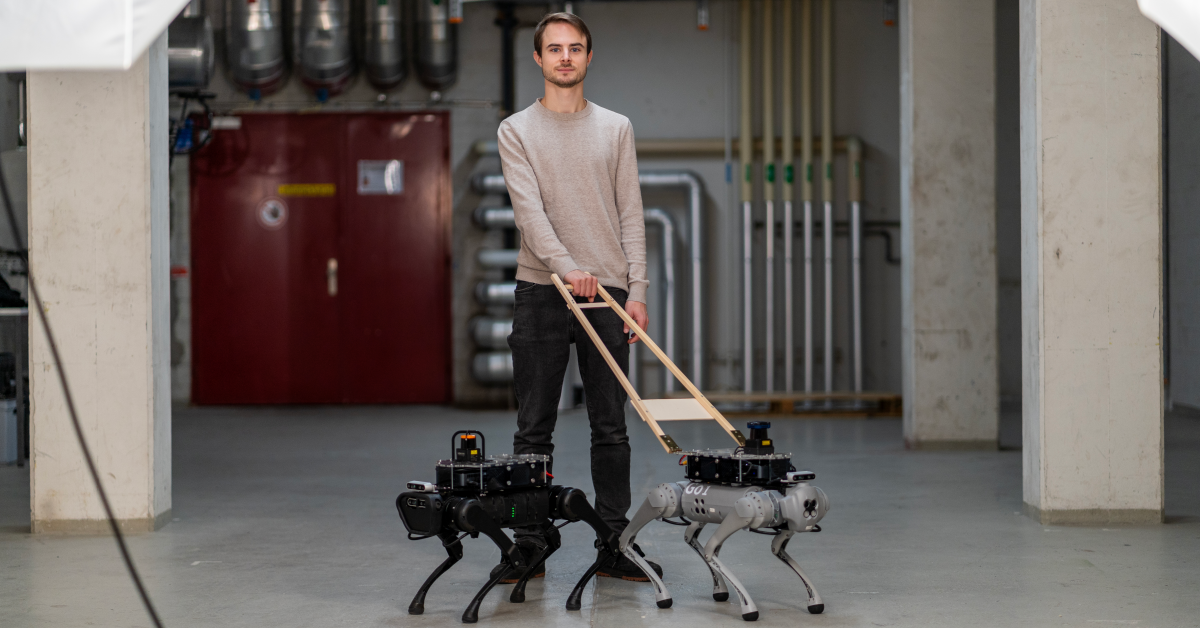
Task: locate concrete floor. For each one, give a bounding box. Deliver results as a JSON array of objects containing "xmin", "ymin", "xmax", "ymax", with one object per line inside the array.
[{"xmin": 1, "ymin": 406, "xmax": 1199, "ymax": 628}]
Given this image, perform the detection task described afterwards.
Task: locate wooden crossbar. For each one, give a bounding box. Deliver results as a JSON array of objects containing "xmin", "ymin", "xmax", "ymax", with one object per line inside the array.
[{"xmin": 550, "ymin": 273, "xmax": 746, "ymax": 453}]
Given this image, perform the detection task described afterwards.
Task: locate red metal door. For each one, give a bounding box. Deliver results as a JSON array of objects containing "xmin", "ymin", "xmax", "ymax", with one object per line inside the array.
[
  {"xmin": 340, "ymin": 113, "xmax": 451, "ymax": 403},
  {"xmin": 189, "ymin": 112, "xmax": 451, "ymax": 404},
  {"xmin": 191, "ymin": 114, "xmax": 343, "ymax": 403}
]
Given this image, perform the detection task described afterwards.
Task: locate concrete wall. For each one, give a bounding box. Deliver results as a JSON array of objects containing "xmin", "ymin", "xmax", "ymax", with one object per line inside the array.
[{"xmin": 1167, "ymin": 35, "xmax": 1200, "ymax": 410}]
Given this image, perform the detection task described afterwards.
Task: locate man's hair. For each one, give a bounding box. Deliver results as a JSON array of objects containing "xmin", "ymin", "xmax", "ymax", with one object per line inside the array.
[{"xmin": 534, "ymin": 13, "xmax": 592, "ymax": 55}]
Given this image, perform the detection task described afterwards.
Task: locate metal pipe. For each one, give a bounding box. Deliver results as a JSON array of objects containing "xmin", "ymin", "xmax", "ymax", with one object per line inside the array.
[
  {"xmin": 475, "ymin": 281, "xmax": 517, "ymax": 305},
  {"xmin": 644, "ymin": 208, "xmax": 676, "ymax": 393},
  {"xmin": 474, "ymin": 206, "xmax": 515, "ymax": 229},
  {"xmin": 477, "ymin": 249, "xmax": 519, "ymax": 268},
  {"xmin": 470, "ymin": 316, "xmax": 513, "ymax": 349},
  {"xmin": 697, "ymin": 0, "xmax": 711, "ymax": 30},
  {"xmin": 801, "ymin": 0, "xmax": 813, "ymax": 393},
  {"xmin": 364, "ymin": 0, "xmax": 407, "ymax": 91},
  {"xmin": 821, "ymin": 0, "xmax": 833, "ymax": 394},
  {"xmin": 740, "ymin": 0, "xmax": 753, "ymax": 394},
  {"xmin": 472, "ymin": 351, "xmax": 513, "ymax": 384},
  {"xmin": 849, "ymin": 137, "xmax": 863, "ymax": 393},
  {"xmin": 762, "ymin": 0, "xmax": 775, "ymax": 393},
  {"xmin": 781, "ymin": 0, "xmax": 794, "ymax": 394},
  {"xmin": 473, "ymin": 171, "xmax": 705, "ymax": 388}
]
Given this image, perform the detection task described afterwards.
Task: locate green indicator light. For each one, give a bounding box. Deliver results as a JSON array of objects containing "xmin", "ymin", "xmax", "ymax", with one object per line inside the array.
[
  {"xmin": 766, "ymin": 163, "xmax": 776, "ymax": 183},
  {"xmin": 785, "ymin": 164, "xmax": 794, "ymax": 183}
]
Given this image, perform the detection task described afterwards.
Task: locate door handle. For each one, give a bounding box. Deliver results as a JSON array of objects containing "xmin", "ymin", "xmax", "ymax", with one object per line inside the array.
[{"xmin": 327, "ymin": 258, "xmax": 338, "ymax": 296}]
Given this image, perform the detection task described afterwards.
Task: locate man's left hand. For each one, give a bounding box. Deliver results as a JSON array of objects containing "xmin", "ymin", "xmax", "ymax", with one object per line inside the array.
[{"xmin": 624, "ymin": 301, "xmax": 648, "ymax": 344}]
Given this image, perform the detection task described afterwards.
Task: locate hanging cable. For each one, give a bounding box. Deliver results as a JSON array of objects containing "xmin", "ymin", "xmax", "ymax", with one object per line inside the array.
[{"xmin": 0, "ymin": 157, "xmax": 165, "ymax": 628}]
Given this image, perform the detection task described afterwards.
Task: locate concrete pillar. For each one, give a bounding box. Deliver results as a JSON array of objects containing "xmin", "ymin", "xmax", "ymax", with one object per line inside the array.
[
  {"xmin": 27, "ymin": 35, "xmax": 171, "ymax": 533},
  {"xmin": 1020, "ymin": 0, "xmax": 1163, "ymax": 525},
  {"xmin": 899, "ymin": 0, "xmax": 999, "ymax": 448}
]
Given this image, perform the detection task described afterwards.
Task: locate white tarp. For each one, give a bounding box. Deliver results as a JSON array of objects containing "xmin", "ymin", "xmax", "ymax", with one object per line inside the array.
[
  {"xmin": 1140, "ymin": 0, "xmax": 1200, "ymax": 61},
  {"xmin": 0, "ymin": 0, "xmax": 190, "ymax": 71}
]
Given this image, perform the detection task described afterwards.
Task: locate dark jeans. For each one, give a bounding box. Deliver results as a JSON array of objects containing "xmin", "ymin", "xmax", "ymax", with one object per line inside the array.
[{"xmin": 508, "ymin": 280, "xmax": 632, "ymax": 535}]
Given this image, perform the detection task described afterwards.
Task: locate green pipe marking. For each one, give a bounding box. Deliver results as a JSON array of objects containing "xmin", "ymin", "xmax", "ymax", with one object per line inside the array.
[
  {"xmin": 785, "ymin": 164, "xmax": 794, "ymax": 184},
  {"xmin": 766, "ymin": 163, "xmax": 776, "ymax": 183}
]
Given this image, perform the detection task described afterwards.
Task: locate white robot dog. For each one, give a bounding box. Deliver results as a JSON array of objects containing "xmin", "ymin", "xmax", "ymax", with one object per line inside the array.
[
  {"xmin": 548, "ymin": 276, "xmax": 830, "ymax": 621},
  {"xmin": 618, "ymin": 422, "xmax": 830, "ymax": 621}
]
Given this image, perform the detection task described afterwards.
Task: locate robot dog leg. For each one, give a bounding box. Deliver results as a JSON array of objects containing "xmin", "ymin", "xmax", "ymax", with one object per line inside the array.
[
  {"xmin": 613, "ymin": 483, "xmax": 684, "ymax": 609},
  {"xmin": 408, "ymin": 530, "xmax": 465, "ymax": 615},
  {"xmin": 683, "ymin": 521, "xmax": 729, "ymax": 601},
  {"xmin": 701, "ymin": 508, "xmax": 760, "ymax": 621},
  {"xmin": 561, "ymin": 487, "xmax": 624, "ymax": 611},
  {"xmin": 771, "ymin": 531, "xmax": 823, "ymax": 614}
]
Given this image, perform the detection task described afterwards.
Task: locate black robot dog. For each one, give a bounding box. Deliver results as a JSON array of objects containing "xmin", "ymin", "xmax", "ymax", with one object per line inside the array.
[{"xmin": 396, "ymin": 431, "xmax": 621, "ymax": 623}]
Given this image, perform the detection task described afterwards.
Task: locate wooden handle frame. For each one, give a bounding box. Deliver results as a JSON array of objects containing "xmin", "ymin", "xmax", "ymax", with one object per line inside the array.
[{"xmin": 551, "ymin": 273, "xmax": 746, "ymax": 453}]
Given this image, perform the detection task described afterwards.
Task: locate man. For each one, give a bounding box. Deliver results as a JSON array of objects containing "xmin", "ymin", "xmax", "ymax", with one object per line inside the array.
[{"xmin": 495, "ymin": 12, "xmax": 662, "ymax": 582}]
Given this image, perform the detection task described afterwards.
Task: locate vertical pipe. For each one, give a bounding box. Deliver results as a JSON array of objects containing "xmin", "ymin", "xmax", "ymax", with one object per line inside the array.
[
  {"xmin": 645, "ymin": 209, "xmax": 676, "ymax": 394},
  {"xmin": 762, "ymin": 0, "xmax": 775, "ymax": 392},
  {"xmin": 821, "ymin": 0, "xmax": 833, "ymax": 394},
  {"xmin": 800, "ymin": 0, "xmax": 813, "ymax": 394},
  {"xmin": 849, "ymin": 137, "xmax": 863, "ymax": 393},
  {"xmin": 781, "ymin": 0, "xmax": 794, "ymax": 393},
  {"xmin": 740, "ymin": 0, "xmax": 754, "ymax": 394}
]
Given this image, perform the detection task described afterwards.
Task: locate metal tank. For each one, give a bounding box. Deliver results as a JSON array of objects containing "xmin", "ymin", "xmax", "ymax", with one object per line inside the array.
[
  {"xmin": 363, "ymin": 0, "xmax": 406, "ymax": 91},
  {"xmin": 294, "ymin": 0, "xmax": 356, "ymax": 99},
  {"xmin": 225, "ymin": 0, "xmax": 287, "ymax": 97},
  {"xmin": 413, "ymin": 0, "xmax": 458, "ymax": 90},
  {"xmin": 167, "ymin": 1, "xmax": 215, "ymax": 88}
]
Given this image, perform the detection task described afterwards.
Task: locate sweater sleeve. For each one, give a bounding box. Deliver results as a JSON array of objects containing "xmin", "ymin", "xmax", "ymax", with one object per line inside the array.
[
  {"xmin": 498, "ymin": 121, "xmax": 579, "ymax": 280},
  {"xmin": 615, "ymin": 120, "xmax": 648, "ymax": 303}
]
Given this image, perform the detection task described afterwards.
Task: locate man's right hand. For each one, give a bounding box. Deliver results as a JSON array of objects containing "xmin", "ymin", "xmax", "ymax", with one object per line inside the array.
[{"xmin": 564, "ymin": 269, "xmax": 598, "ymax": 302}]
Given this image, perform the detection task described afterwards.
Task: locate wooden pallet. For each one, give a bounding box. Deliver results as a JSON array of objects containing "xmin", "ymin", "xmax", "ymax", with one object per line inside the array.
[{"xmin": 669, "ymin": 391, "xmax": 903, "ymax": 418}]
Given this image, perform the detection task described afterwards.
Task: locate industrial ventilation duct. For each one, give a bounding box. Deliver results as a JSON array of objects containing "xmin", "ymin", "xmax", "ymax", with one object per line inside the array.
[
  {"xmin": 294, "ymin": 0, "xmax": 356, "ymax": 98},
  {"xmin": 413, "ymin": 0, "xmax": 458, "ymax": 90},
  {"xmin": 225, "ymin": 0, "xmax": 288, "ymax": 97},
  {"xmin": 364, "ymin": 0, "xmax": 407, "ymax": 91},
  {"xmin": 167, "ymin": 1, "xmax": 215, "ymax": 88}
]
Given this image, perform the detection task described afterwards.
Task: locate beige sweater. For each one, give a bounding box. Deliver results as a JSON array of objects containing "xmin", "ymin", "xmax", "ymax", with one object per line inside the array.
[{"xmin": 498, "ymin": 99, "xmax": 648, "ymax": 303}]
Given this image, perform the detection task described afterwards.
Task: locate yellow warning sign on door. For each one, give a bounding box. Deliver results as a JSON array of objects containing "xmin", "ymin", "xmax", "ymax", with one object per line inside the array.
[{"xmin": 278, "ymin": 184, "xmax": 336, "ymax": 197}]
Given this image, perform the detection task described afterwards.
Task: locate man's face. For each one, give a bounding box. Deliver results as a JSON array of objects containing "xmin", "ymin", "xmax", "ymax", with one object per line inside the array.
[{"xmin": 535, "ymin": 22, "xmax": 592, "ymax": 89}]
